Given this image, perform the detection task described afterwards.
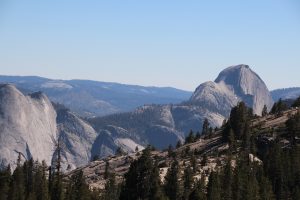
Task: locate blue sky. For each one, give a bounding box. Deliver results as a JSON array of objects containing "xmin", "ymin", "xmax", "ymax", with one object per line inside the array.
[{"xmin": 0, "ymin": 0, "xmax": 299, "ymax": 91}]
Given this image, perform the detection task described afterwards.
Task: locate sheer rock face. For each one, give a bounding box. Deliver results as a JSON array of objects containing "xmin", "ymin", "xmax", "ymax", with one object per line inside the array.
[
  {"xmin": 0, "ymin": 84, "xmax": 57, "ymax": 168},
  {"xmin": 55, "ymin": 108, "xmax": 98, "ymax": 170},
  {"xmin": 190, "ymin": 65, "xmax": 274, "ymax": 116},
  {"xmin": 0, "ymin": 84, "xmax": 99, "ymax": 170}
]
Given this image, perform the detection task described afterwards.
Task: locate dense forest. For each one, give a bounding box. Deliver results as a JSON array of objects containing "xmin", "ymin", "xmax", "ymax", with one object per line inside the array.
[{"xmin": 1, "ymin": 98, "xmax": 300, "ymax": 200}]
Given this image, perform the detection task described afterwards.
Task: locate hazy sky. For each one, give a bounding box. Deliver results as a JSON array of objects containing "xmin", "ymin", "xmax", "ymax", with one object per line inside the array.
[{"xmin": 0, "ymin": 0, "xmax": 299, "ymax": 91}]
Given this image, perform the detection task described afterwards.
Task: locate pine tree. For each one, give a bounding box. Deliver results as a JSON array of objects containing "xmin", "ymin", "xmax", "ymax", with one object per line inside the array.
[
  {"xmin": 120, "ymin": 146, "xmax": 161, "ymax": 200},
  {"xmin": 50, "ymin": 141, "xmax": 64, "ymax": 200},
  {"xmin": 183, "ymin": 167, "xmax": 193, "ymax": 200},
  {"xmin": 190, "ymin": 155, "xmax": 197, "ymax": 174},
  {"xmin": 102, "ymin": 173, "xmax": 120, "ymax": 200},
  {"xmin": 185, "ymin": 130, "xmax": 195, "ymax": 144},
  {"xmin": 286, "ymin": 111, "xmax": 300, "ymax": 142},
  {"xmin": 229, "ymin": 101, "xmax": 250, "ymax": 139},
  {"xmin": 189, "ymin": 177, "xmax": 206, "ymax": 200},
  {"xmin": 149, "ymin": 161, "xmax": 166, "ymax": 200},
  {"xmin": 23, "ymin": 159, "xmax": 35, "ymax": 199},
  {"xmin": 270, "ymin": 98, "xmax": 288, "ymax": 115},
  {"xmin": 34, "ymin": 161, "xmax": 50, "ymax": 200},
  {"xmin": 201, "ymin": 154, "xmax": 207, "ymax": 167},
  {"xmin": 104, "ymin": 161, "xmax": 110, "ymax": 179},
  {"xmin": 8, "ymin": 160, "xmax": 25, "ymax": 200},
  {"xmin": 221, "ymin": 158, "xmax": 233, "ymax": 200},
  {"xmin": 259, "ymin": 176, "xmax": 275, "ymax": 200},
  {"xmin": 292, "ymin": 96, "xmax": 300, "ymax": 107},
  {"xmin": 262, "ymin": 105, "xmax": 268, "ymax": 117},
  {"xmin": 66, "ymin": 170, "xmax": 90, "ymax": 200},
  {"xmin": 0, "ymin": 165, "xmax": 11, "ymax": 200},
  {"xmin": 164, "ymin": 159, "xmax": 181, "ymax": 200},
  {"xmin": 195, "ymin": 131, "xmax": 201, "ymax": 140},
  {"xmin": 207, "ymin": 171, "xmax": 221, "ymax": 200},
  {"xmin": 228, "ymin": 128, "xmax": 236, "ymax": 152},
  {"xmin": 202, "ymin": 118, "xmax": 210, "ymax": 135},
  {"xmin": 176, "ymin": 141, "xmax": 182, "ymax": 149}
]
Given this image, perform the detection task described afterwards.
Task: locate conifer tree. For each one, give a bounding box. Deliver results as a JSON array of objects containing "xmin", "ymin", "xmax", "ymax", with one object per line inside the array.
[
  {"xmin": 50, "ymin": 141, "xmax": 64, "ymax": 200},
  {"xmin": 120, "ymin": 146, "xmax": 161, "ymax": 200},
  {"xmin": 0, "ymin": 165, "xmax": 11, "ymax": 200},
  {"xmin": 8, "ymin": 157, "xmax": 25, "ymax": 200},
  {"xmin": 292, "ymin": 96, "xmax": 300, "ymax": 108},
  {"xmin": 65, "ymin": 170, "xmax": 90, "ymax": 200},
  {"xmin": 102, "ymin": 173, "xmax": 120, "ymax": 200},
  {"xmin": 104, "ymin": 161, "xmax": 110, "ymax": 179},
  {"xmin": 149, "ymin": 161, "xmax": 166, "ymax": 200},
  {"xmin": 183, "ymin": 167, "xmax": 193, "ymax": 200},
  {"xmin": 164, "ymin": 159, "xmax": 181, "ymax": 200},
  {"xmin": 262, "ymin": 105, "xmax": 268, "ymax": 117},
  {"xmin": 176, "ymin": 141, "xmax": 182, "ymax": 149},
  {"xmin": 189, "ymin": 177, "xmax": 206, "ymax": 200},
  {"xmin": 202, "ymin": 118, "xmax": 210, "ymax": 135},
  {"xmin": 207, "ymin": 171, "xmax": 221, "ymax": 200},
  {"xmin": 34, "ymin": 161, "xmax": 50, "ymax": 200},
  {"xmin": 221, "ymin": 158, "xmax": 233, "ymax": 200},
  {"xmin": 270, "ymin": 98, "xmax": 288, "ymax": 115},
  {"xmin": 185, "ymin": 130, "xmax": 195, "ymax": 144}
]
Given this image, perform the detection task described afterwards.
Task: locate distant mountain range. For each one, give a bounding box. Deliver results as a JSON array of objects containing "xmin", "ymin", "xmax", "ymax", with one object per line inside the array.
[
  {"xmin": 271, "ymin": 87, "xmax": 300, "ymax": 101},
  {"xmin": 0, "ymin": 65, "xmax": 298, "ymax": 171},
  {"xmin": 0, "ymin": 75, "xmax": 298, "ymax": 119},
  {"xmin": 0, "ymin": 75, "xmax": 192, "ymax": 117}
]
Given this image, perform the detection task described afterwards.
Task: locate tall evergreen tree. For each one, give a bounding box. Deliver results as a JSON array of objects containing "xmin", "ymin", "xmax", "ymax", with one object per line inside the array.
[
  {"xmin": 50, "ymin": 141, "xmax": 64, "ymax": 200},
  {"xmin": 65, "ymin": 170, "xmax": 90, "ymax": 200},
  {"xmin": 185, "ymin": 130, "xmax": 195, "ymax": 144},
  {"xmin": 120, "ymin": 146, "xmax": 162, "ymax": 200},
  {"xmin": 34, "ymin": 161, "xmax": 50, "ymax": 200},
  {"xmin": 183, "ymin": 167, "xmax": 193, "ymax": 200},
  {"xmin": 0, "ymin": 165, "xmax": 12, "ymax": 200},
  {"xmin": 262, "ymin": 105, "xmax": 268, "ymax": 117},
  {"xmin": 202, "ymin": 118, "xmax": 210, "ymax": 135},
  {"xmin": 189, "ymin": 177, "xmax": 206, "ymax": 200},
  {"xmin": 8, "ymin": 162, "xmax": 25, "ymax": 200},
  {"xmin": 207, "ymin": 171, "xmax": 221, "ymax": 200},
  {"xmin": 102, "ymin": 173, "xmax": 120, "ymax": 200},
  {"xmin": 292, "ymin": 96, "xmax": 300, "ymax": 108},
  {"xmin": 270, "ymin": 98, "xmax": 288, "ymax": 115},
  {"xmin": 164, "ymin": 159, "xmax": 181, "ymax": 200},
  {"xmin": 221, "ymin": 158, "xmax": 233, "ymax": 200}
]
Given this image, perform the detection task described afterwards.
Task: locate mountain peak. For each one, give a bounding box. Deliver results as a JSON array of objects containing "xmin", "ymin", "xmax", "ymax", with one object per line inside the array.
[
  {"xmin": 190, "ymin": 65, "xmax": 274, "ymax": 116},
  {"xmin": 215, "ymin": 64, "xmax": 260, "ymax": 84}
]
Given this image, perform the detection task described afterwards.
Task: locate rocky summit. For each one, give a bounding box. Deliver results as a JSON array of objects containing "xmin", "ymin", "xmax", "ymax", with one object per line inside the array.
[{"xmin": 190, "ymin": 64, "xmax": 274, "ymax": 116}]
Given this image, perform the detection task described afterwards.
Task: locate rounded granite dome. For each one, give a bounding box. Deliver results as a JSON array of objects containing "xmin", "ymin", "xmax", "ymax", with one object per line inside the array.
[{"xmin": 190, "ymin": 64, "xmax": 274, "ymax": 116}]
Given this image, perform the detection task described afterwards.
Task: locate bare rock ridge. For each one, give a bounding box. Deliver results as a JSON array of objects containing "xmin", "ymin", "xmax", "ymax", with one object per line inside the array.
[
  {"xmin": 0, "ymin": 84, "xmax": 57, "ymax": 168},
  {"xmin": 190, "ymin": 64, "xmax": 274, "ymax": 116}
]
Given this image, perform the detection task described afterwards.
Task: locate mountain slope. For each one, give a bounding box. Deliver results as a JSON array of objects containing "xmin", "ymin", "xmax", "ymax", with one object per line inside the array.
[
  {"xmin": 90, "ymin": 64, "xmax": 274, "ymax": 152},
  {"xmin": 0, "ymin": 76, "xmax": 192, "ymax": 117},
  {"xmin": 0, "ymin": 84, "xmax": 57, "ymax": 168},
  {"xmin": 68, "ymin": 106, "xmax": 300, "ymax": 191},
  {"xmin": 0, "ymin": 84, "xmax": 145, "ymax": 170}
]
